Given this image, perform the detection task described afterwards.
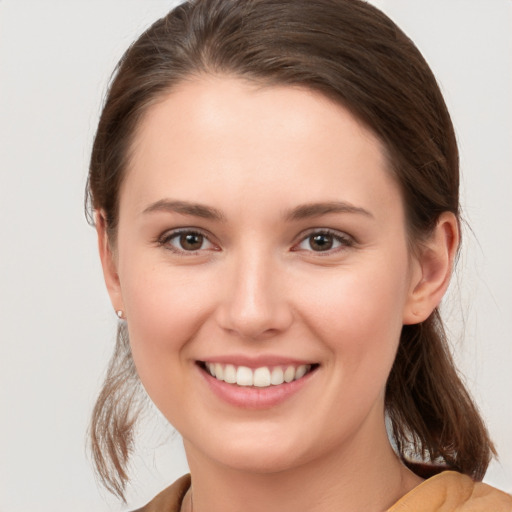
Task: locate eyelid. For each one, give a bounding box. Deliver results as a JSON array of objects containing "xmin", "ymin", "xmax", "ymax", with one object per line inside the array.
[
  {"xmin": 155, "ymin": 226, "xmax": 354, "ymax": 255},
  {"xmin": 291, "ymin": 228, "xmax": 355, "ymax": 253},
  {"xmin": 156, "ymin": 227, "xmax": 219, "ymax": 254}
]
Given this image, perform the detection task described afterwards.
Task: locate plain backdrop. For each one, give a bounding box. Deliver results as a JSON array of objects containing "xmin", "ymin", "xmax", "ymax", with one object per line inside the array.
[{"xmin": 0, "ymin": 1, "xmax": 511, "ymax": 510}]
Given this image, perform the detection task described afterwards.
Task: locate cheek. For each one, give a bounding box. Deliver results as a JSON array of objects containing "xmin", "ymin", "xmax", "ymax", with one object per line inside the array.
[
  {"xmin": 118, "ymin": 259, "xmax": 214, "ymax": 401},
  {"xmin": 304, "ymin": 265, "xmax": 407, "ymax": 334},
  {"xmin": 298, "ymin": 256, "xmax": 410, "ymax": 376}
]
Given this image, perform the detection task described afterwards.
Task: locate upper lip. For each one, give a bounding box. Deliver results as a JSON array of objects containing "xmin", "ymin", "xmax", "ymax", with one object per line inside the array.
[{"xmin": 197, "ymin": 355, "xmax": 318, "ymax": 368}]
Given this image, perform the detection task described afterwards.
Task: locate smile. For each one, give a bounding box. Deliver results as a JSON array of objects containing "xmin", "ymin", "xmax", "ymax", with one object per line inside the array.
[
  {"xmin": 202, "ymin": 362, "xmax": 316, "ymax": 388},
  {"xmin": 197, "ymin": 360, "xmax": 319, "ymax": 408}
]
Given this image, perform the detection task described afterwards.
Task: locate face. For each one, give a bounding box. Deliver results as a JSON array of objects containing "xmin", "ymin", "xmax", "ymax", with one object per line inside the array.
[{"xmin": 104, "ymin": 76, "xmax": 424, "ymax": 474}]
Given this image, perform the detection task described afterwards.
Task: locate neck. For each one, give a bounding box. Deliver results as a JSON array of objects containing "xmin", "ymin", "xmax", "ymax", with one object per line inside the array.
[{"xmin": 183, "ymin": 422, "xmax": 422, "ymax": 512}]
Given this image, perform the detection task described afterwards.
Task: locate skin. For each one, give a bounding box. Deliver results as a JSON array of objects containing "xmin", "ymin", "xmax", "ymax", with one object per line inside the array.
[{"xmin": 98, "ymin": 76, "xmax": 458, "ymax": 512}]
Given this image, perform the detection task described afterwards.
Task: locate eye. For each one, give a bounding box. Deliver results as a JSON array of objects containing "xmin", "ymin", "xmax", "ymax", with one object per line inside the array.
[
  {"xmin": 294, "ymin": 230, "xmax": 353, "ymax": 253},
  {"xmin": 158, "ymin": 229, "xmax": 217, "ymax": 253}
]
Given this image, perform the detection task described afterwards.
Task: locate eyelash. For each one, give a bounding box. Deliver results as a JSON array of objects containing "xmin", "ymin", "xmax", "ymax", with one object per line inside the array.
[
  {"xmin": 292, "ymin": 229, "xmax": 355, "ymax": 255},
  {"xmin": 156, "ymin": 228, "xmax": 217, "ymax": 255},
  {"xmin": 156, "ymin": 228, "xmax": 354, "ymax": 255}
]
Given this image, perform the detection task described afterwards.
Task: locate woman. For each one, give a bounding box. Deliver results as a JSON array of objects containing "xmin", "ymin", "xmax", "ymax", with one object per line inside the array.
[{"xmin": 86, "ymin": 0, "xmax": 512, "ymax": 510}]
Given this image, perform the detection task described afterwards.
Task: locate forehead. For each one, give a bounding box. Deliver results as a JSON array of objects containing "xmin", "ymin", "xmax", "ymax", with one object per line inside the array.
[
  {"xmin": 122, "ymin": 75, "xmax": 402, "ymax": 221},
  {"xmin": 132, "ymin": 75, "xmax": 385, "ymax": 159}
]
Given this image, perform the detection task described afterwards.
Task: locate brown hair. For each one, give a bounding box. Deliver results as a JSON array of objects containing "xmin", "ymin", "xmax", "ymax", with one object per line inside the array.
[{"xmin": 87, "ymin": 0, "xmax": 495, "ymax": 499}]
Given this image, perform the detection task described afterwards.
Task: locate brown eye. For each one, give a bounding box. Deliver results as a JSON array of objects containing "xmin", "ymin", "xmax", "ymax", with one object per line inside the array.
[
  {"xmin": 180, "ymin": 232, "xmax": 204, "ymax": 251},
  {"xmin": 160, "ymin": 229, "xmax": 216, "ymax": 253},
  {"xmin": 294, "ymin": 229, "xmax": 353, "ymax": 254},
  {"xmin": 308, "ymin": 233, "xmax": 334, "ymax": 251}
]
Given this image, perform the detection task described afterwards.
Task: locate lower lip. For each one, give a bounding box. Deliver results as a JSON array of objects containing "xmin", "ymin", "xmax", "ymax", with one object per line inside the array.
[{"xmin": 198, "ymin": 364, "xmax": 317, "ymax": 409}]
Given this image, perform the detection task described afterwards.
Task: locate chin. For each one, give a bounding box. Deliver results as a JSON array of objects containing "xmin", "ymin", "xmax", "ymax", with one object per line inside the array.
[
  {"xmin": 215, "ymin": 446, "xmax": 306, "ymax": 475},
  {"xmin": 185, "ymin": 423, "xmax": 320, "ymax": 475}
]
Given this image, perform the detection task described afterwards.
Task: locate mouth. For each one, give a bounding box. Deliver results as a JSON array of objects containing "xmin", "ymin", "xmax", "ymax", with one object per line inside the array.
[{"xmin": 198, "ymin": 361, "xmax": 319, "ymax": 388}]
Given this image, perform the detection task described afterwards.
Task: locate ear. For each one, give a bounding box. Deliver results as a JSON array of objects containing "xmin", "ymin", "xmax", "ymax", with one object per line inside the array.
[
  {"xmin": 402, "ymin": 212, "xmax": 459, "ymax": 325},
  {"xmin": 95, "ymin": 211, "xmax": 124, "ymax": 314}
]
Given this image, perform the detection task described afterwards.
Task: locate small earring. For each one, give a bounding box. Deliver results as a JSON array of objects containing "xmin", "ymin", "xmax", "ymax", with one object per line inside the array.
[{"xmin": 116, "ymin": 310, "xmax": 124, "ymax": 319}]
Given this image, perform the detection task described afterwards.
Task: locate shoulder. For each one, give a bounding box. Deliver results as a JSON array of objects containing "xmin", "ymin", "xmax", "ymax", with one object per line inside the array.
[
  {"xmin": 387, "ymin": 471, "xmax": 512, "ymax": 511},
  {"xmin": 131, "ymin": 474, "xmax": 191, "ymax": 512}
]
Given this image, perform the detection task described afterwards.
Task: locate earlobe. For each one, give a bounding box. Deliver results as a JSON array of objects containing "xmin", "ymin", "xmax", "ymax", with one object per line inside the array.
[
  {"xmin": 95, "ymin": 211, "xmax": 124, "ymax": 314},
  {"xmin": 403, "ymin": 212, "xmax": 459, "ymax": 325}
]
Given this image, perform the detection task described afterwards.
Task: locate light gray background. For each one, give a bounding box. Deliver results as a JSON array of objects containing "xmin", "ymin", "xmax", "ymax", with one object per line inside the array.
[{"xmin": 0, "ymin": 1, "xmax": 511, "ymax": 510}]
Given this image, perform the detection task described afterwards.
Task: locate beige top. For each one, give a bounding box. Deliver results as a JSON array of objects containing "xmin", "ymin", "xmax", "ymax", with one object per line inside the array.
[
  {"xmin": 133, "ymin": 471, "xmax": 512, "ymax": 511},
  {"xmin": 388, "ymin": 471, "xmax": 512, "ymax": 511}
]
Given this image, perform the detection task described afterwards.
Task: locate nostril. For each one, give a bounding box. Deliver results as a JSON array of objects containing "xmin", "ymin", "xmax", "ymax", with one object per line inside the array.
[
  {"xmin": 215, "ymin": 301, "xmax": 294, "ymax": 341},
  {"xmin": 214, "ymin": 266, "xmax": 294, "ymax": 339}
]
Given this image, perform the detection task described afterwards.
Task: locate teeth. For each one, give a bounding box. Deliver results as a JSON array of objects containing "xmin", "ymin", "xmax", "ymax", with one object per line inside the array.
[
  {"xmin": 224, "ymin": 364, "xmax": 237, "ymax": 384},
  {"xmin": 253, "ymin": 367, "xmax": 271, "ymax": 387},
  {"xmin": 214, "ymin": 363, "xmax": 224, "ymax": 381},
  {"xmin": 205, "ymin": 362, "xmax": 312, "ymax": 388},
  {"xmin": 270, "ymin": 367, "xmax": 284, "ymax": 385},
  {"xmin": 284, "ymin": 365, "xmax": 295, "ymax": 383},
  {"xmin": 236, "ymin": 366, "xmax": 253, "ymax": 386},
  {"xmin": 295, "ymin": 364, "xmax": 308, "ymax": 379}
]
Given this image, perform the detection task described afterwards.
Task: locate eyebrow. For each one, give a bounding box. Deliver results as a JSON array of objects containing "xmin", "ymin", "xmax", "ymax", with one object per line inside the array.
[
  {"xmin": 142, "ymin": 199, "xmax": 372, "ymax": 222},
  {"xmin": 142, "ymin": 199, "xmax": 226, "ymax": 221},
  {"xmin": 284, "ymin": 201, "xmax": 373, "ymax": 221}
]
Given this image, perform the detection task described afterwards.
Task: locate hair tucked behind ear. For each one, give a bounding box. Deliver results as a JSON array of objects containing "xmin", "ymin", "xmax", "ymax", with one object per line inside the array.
[{"xmin": 87, "ymin": 0, "xmax": 496, "ymax": 499}]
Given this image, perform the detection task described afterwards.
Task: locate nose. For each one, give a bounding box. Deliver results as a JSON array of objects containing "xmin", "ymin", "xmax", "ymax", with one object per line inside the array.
[{"xmin": 215, "ymin": 251, "xmax": 293, "ymax": 341}]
